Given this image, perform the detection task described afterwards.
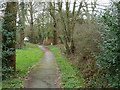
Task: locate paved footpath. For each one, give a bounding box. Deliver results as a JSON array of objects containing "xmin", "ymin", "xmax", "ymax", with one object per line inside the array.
[{"xmin": 23, "ymin": 45, "xmax": 58, "ymax": 88}]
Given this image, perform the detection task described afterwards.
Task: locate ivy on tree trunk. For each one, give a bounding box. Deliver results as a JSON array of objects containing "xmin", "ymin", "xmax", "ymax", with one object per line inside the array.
[{"xmin": 2, "ymin": 2, "xmax": 18, "ymax": 72}]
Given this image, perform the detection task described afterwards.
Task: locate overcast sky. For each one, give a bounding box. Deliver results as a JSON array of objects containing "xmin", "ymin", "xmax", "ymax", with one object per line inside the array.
[
  {"xmin": 96, "ymin": 0, "xmax": 110, "ymax": 4},
  {"xmin": 61, "ymin": 0, "xmax": 112, "ymax": 12}
]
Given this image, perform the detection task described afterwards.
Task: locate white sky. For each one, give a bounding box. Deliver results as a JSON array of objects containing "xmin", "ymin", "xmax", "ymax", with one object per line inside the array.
[
  {"xmin": 97, "ymin": 0, "xmax": 110, "ymax": 4},
  {"xmin": 61, "ymin": 0, "xmax": 112, "ymax": 12}
]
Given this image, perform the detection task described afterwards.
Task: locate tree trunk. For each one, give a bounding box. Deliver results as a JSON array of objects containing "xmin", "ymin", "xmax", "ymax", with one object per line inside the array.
[
  {"xmin": 66, "ymin": 1, "xmax": 71, "ymax": 43},
  {"xmin": 2, "ymin": 2, "xmax": 18, "ymax": 71},
  {"xmin": 29, "ymin": 2, "xmax": 34, "ymax": 43},
  {"xmin": 53, "ymin": 22, "xmax": 57, "ymax": 45},
  {"xmin": 20, "ymin": 28, "xmax": 25, "ymax": 48},
  {"xmin": 19, "ymin": 2, "xmax": 25, "ymax": 48},
  {"xmin": 58, "ymin": 2, "xmax": 71, "ymax": 54},
  {"xmin": 49, "ymin": 2, "xmax": 57, "ymax": 45}
]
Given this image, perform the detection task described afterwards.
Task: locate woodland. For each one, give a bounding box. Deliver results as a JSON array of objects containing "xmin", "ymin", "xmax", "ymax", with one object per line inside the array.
[{"xmin": 0, "ymin": 0, "xmax": 120, "ymax": 88}]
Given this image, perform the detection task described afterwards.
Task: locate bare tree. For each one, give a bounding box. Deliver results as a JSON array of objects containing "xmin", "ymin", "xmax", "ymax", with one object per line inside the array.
[
  {"xmin": 26, "ymin": 1, "xmax": 40, "ymax": 43},
  {"xmin": 49, "ymin": 2, "xmax": 57, "ymax": 45},
  {"xmin": 18, "ymin": 1, "xmax": 26, "ymax": 48},
  {"xmin": 57, "ymin": 0, "xmax": 83, "ymax": 54},
  {"xmin": 29, "ymin": 2, "xmax": 34, "ymax": 43}
]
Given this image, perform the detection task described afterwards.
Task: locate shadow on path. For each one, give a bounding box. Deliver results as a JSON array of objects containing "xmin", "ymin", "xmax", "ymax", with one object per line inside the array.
[{"xmin": 23, "ymin": 45, "xmax": 58, "ymax": 88}]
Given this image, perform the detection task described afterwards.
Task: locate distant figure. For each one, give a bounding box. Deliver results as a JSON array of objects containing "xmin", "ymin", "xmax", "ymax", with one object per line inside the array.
[{"xmin": 24, "ymin": 37, "xmax": 29, "ymax": 43}]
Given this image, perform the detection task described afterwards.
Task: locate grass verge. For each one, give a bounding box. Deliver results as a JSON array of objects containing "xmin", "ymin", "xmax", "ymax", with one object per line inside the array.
[
  {"xmin": 46, "ymin": 45, "xmax": 84, "ymax": 88},
  {"xmin": 2, "ymin": 43, "xmax": 43, "ymax": 88}
]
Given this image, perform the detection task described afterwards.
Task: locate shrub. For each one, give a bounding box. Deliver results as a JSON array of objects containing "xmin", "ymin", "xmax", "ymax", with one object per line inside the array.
[{"xmin": 93, "ymin": 1, "xmax": 120, "ymax": 88}]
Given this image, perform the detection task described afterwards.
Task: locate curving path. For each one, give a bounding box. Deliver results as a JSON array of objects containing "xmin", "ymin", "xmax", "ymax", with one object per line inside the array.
[{"xmin": 23, "ymin": 45, "xmax": 59, "ymax": 88}]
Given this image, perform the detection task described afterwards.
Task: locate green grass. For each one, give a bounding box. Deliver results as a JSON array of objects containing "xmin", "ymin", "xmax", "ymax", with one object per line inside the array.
[
  {"xmin": 16, "ymin": 43, "xmax": 42, "ymax": 74},
  {"xmin": 46, "ymin": 45, "xmax": 84, "ymax": 88},
  {"xmin": 2, "ymin": 43, "xmax": 43, "ymax": 88}
]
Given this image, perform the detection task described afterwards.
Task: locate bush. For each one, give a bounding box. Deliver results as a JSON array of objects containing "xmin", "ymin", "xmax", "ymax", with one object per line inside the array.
[{"xmin": 93, "ymin": 1, "xmax": 120, "ymax": 88}]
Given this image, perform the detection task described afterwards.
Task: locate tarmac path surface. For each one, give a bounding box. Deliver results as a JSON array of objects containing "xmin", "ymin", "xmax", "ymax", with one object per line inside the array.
[{"xmin": 23, "ymin": 45, "xmax": 59, "ymax": 88}]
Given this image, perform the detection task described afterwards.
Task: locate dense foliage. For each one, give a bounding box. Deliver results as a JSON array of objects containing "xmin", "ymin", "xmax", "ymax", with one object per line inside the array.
[
  {"xmin": 2, "ymin": 2, "xmax": 17, "ymax": 79},
  {"xmin": 92, "ymin": 2, "xmax": 120, "ymax": 88}
]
